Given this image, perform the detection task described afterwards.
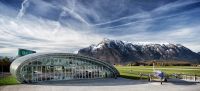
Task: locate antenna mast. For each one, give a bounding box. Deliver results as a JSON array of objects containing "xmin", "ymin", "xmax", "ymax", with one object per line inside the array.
[{"xmin": 153, "ymin": 60, "xmax": 155, "ymax": 72}]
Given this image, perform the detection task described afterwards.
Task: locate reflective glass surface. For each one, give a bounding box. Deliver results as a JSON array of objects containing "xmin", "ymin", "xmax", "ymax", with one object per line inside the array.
[{"xmin": 20, "ymin": 57, "xmax": 114, "ymax": 82}]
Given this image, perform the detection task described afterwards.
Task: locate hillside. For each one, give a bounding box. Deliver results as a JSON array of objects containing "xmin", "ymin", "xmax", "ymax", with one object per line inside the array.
[{"xmin": 78, "ymin": 39, "xmax": 200, "ymax": 64}]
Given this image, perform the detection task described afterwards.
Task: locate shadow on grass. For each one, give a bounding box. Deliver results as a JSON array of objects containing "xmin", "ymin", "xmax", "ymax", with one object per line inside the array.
[{"xmin": 119, "ymin": 75, "xmax": 147, "ymax": 80}]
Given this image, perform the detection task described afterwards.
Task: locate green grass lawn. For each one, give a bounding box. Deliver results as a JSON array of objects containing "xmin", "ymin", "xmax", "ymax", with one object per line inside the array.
[
  {"xmin": 0, "ymin": 76, "xmax": 19, "ymax": 86},
  {"xmin": 115, "ymin": 66, "xmax": 200, "ymax": 79}
]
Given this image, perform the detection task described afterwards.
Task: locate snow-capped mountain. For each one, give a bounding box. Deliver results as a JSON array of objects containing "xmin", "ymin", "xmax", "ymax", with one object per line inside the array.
[{"xmin": 78, "ymin": 39, "xmax": 200, "ymax": 64}]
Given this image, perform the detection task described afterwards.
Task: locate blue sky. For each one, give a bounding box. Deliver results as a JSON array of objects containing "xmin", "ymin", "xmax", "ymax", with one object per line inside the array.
[{"xmin": 0, "ymin": 0, "xmax": 200, "ymax": 56}]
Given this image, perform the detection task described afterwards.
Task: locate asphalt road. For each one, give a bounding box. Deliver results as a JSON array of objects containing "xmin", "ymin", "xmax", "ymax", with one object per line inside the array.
[{"xmin": 0, "ymin": 78, "xmax": 200, "ymax": 91}]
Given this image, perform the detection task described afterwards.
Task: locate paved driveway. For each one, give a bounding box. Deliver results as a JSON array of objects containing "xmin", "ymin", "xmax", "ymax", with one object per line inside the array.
[{"xmin": 0, "ymin": 78, "xmax": 200, "ymax": 91}]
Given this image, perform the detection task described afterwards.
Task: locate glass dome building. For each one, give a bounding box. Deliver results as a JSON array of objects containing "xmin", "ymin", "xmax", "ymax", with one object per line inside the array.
[{"xmin": 10, "ymin": 53, "xmax": 119, "ymax": 83}]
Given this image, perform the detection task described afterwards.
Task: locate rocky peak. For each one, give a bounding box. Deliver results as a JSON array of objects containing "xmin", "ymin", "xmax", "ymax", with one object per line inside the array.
[{"xmin": 78, "ymin": 39, "xmax": 200, "ymax": 64}]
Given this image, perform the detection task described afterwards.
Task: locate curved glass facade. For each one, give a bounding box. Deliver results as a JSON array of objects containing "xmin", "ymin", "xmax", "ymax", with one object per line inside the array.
[{"xmin": 10, "ymin": 53, "xmax": 119, "ymax": 83}]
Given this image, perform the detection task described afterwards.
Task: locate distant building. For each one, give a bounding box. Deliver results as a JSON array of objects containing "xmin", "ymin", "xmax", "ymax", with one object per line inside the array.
[{"xmin": 10, "ymin": 53, "xmax": 119, "ymax": 83}]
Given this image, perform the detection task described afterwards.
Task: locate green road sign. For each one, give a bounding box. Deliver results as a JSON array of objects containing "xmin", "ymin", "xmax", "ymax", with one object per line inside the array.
[{"xmin": 18, "ymin": 49, "xmax": 36, "ymax": 56}]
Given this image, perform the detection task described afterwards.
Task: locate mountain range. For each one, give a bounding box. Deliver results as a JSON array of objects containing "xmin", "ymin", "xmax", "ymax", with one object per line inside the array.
[{"xmin": 78, "ymin": 39, "xmax": 200, "ymax": 64}]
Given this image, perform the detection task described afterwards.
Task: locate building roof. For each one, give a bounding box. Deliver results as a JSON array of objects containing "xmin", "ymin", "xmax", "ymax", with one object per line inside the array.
[{"xmin": 10, "ymin": 53, "xmax": 120, "ymax": 82}]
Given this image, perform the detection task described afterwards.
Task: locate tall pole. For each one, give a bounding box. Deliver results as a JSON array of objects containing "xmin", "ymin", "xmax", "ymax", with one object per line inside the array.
[
  {"xmin": 153, "ymin": 62, "xmax": 155, "ymax": 72},
  {"xmin": 2, "ymin": 62, "xmax": 3, "ymax": 77}
]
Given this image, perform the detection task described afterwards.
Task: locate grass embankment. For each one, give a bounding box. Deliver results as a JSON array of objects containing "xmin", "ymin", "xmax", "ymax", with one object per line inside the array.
[
  {"xmin": 115, "ymin": 66, "xmax": 200, "ymax": 80},
  {"xmin": 0, "ymin": 76, "xmax": 19, "ymax": 86}
]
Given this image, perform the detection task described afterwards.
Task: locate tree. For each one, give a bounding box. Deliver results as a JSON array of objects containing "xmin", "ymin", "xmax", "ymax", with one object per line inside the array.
[{"xmin": 0, "ymin": 57, "xmax": 12, "ymax": 72}]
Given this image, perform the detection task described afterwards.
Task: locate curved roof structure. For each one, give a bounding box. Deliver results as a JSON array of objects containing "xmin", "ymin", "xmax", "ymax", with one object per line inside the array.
[{"xmin": 10, "ymin": 53, "xmax": 120, "ymax": 83}]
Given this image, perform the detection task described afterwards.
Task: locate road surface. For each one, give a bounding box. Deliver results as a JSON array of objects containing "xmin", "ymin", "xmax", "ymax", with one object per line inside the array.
[{"xmin": 0, "ymin": 78, "xmax": 200, "ymax": 91}]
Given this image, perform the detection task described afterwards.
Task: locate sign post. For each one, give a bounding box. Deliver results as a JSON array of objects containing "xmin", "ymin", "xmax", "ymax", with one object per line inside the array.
[{"xmin": 18, "ymin": 48, "xmax": 36, "ymax": 57}]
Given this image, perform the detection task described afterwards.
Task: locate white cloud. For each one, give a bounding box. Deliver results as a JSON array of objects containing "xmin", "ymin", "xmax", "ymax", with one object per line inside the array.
[
  {"xmin": 0, "ymin": 0, "xmax": 200, "ymax": 56},
  {"xmin": 153, "ymin": 0, "xmax": 199, "ymax": 13},
  {"xmin": 0, "ymin": 14, "xmax": 103, "ymax": 56},
  {"xmin": 169, "ymin": 28, "xmax": 194, "ymax": 36},
  {"xmin": 17, "ymin": 0, "xmax": 30, "ymax": 19},
  {"xmin": 114, "ymin": 25, "xmax": 200, "ymax": 52}
]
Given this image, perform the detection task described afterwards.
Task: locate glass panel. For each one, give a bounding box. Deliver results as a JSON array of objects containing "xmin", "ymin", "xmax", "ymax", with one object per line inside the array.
[{"xmin": 20, "ymin": 56, "xmax": 115, "ymax": 83}]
